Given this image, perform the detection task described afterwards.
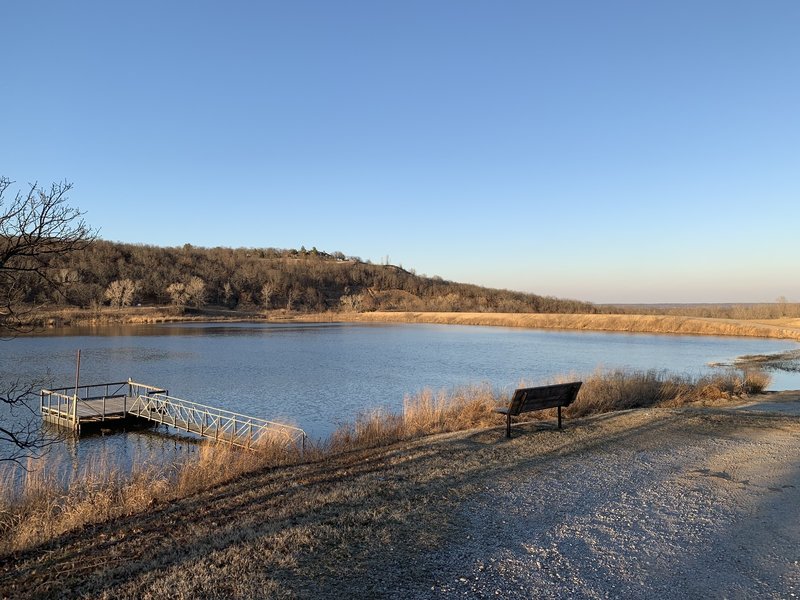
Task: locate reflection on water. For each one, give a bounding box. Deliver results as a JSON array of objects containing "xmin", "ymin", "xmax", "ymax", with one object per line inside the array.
[{"xmin": 3, "ymin": 322, "xmax": 800, "ymax": 472}]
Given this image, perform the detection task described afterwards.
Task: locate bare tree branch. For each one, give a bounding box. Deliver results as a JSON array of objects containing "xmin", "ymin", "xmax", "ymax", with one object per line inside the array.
[
  {"xmin": 1, "ymin": 176, "xmax": 94, "ymax": 463},
  {"xmin": 0, "ymin": 177, "xmax": 95, "ymax": 336},
  {"xmin": 0, "ymin": 376, "xmax": 62, "ymax": 467}
]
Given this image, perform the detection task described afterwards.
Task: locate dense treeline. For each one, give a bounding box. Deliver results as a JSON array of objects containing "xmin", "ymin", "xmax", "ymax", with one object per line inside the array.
[
  {"xmin": 607, "ymin": 302, "xmax": 800, "ymax": 320},
  {"xmin": 30, "ymin": 241, "xmax": 597, "ymax": 314}
]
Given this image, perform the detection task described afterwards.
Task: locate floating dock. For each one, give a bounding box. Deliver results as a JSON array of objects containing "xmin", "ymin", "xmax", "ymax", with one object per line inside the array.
[{"xmin": 40, "ymin": 380, "xmax": 306, "ymax": 449}]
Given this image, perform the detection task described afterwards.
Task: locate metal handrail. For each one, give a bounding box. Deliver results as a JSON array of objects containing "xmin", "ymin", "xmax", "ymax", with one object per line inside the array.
[
  {"xmin": 40, "ymin": 390, "xmax": 75, "ymax": 415},
  {"xmin": 129, "ymin": 390, "xmax": 305, "ymax": 435},
  {"xmin": 44, "ymin": 381, "xmax": 128, "ymax": 398},
  {"xmin": 128, "ymin": 380, "xmax": 168, "ymax": 395},
  {"xmin": 41, "ymin": 389, "xmax": 113, "ymax": 418},
  {"xmin": 128, "ymin": 392, "xmax": 306, "ymax": 448}
]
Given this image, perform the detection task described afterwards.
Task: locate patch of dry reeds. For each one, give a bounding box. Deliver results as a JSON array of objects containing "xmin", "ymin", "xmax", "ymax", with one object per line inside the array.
[
  {"xmin": 176, "ymin": 431, "xmax": 307, "ymax": 497},
  {"xmin": 564, "ymin": 368, "xmax": 771, "ymax": 417},
  {"xmin": 0, "ymin": 453, "xmax": 171, "ymax": 553},
  {"xmin": 328, "ymin": 385, "xmax": 502, "ymax": 452},
  {"xmin": 0, "ymin": 432, "xmax": 305, "ymax": 555}
]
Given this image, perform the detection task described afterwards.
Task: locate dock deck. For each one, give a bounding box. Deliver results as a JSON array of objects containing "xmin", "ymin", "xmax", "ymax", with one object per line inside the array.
[
  {"xmin": 42, "ymin": 396, "xmax": 129, "ymax": 422},
  {"xmin": 41, "ymin": 380, "xmax": 306, "ymax": 449}
]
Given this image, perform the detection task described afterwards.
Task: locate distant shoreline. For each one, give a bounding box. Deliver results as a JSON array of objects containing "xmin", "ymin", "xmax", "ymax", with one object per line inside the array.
[{"xmin": 20, "ymin": 306, "xmax": 800, "ymax": 341}]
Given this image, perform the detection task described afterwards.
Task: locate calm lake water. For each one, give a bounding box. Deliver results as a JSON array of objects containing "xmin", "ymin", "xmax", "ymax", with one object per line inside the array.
[{"xmin": 2, "ymin": 322, "xmax": 800, "ymax": 470}]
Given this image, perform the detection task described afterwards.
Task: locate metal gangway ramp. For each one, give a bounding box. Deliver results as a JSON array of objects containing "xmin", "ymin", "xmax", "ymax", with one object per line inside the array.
[
  {"xmin": 127, "ymin": 382, "xmax": 306, "ymax": 449},
  {"xmin": 41, "ymin": 380, "xmax": 306, "ymax": 450}
]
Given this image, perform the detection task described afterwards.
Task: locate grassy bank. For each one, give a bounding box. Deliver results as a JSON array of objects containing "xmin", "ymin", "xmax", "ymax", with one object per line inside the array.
[
  {"xmin": 335, "ymin": 311, "xmax": 800, "ymax": 341},
  {"xmin": 22, "ymin": 306, "xmax": 800, "ymax": 342},
  {"xmin": 0, "ymin": 368, "xmax": 769, "ymax": 555}
]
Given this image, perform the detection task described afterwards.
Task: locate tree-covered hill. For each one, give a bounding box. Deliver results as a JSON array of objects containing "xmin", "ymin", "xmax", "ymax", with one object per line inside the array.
[{"xmin": 34, "ymin": 240, "xmax": 597, "ymax": 314}]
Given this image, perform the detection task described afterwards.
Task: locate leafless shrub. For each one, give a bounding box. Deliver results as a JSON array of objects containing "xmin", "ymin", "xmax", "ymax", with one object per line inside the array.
[
  {"xmin": 104, "ymin": 278, "xmax": 139, "ymax": 309},
  {"xmin": 167, "ymin": 276, "xmax": 206, "ymax": 307}
]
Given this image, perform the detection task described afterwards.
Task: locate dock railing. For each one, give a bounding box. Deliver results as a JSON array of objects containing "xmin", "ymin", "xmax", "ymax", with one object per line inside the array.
[
  {"xmin": 41, "ymin": 381, "xmax": 131, "ymax": 428},
  {"xmin": 127, "ymin": 381, "xmax": 307, "ymax": 450},
  {"xmin": 41, "ymin": 379, "xmax": 307, "ymax": 450}
]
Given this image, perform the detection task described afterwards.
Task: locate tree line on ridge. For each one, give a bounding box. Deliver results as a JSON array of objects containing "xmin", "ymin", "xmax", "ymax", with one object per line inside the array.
[{"xmin": 31, "ymin": 240, "xmax": 598, "ymax": 314}]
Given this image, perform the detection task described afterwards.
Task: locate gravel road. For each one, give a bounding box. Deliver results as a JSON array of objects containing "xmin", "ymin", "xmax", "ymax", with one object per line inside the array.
[{"xmin": 405, "ymin": 394, "xmax": 800, "ymax": 599}]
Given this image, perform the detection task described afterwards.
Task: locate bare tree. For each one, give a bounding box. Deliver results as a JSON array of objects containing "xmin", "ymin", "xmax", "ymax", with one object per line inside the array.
[
  {"xmin": 166, "ymin": 276, "xmax": 206, "ymax": 308},
  {"xmin": 222, "ymin": 282, "xmax": 235, "ymax": 307},
  {"xmin": 1, "ymin": 376, "xmax": 51, "ymax": 465},
  {"xmin": 166, "ymin": 281, "xmax": 190, "ymax": 306},
  {"xmin": 1, "ymin": 178, "xmax": 93, "ymax": 333},
  {"xmin": 339, "ymin": 293, "xmax": 363, "ymax": 312},
  {"xmin": 1, "ymin": 177, "xmax": 94, "ymax": 464},
  {"xmin": 185, "ymin": 276, "xmax": 206, "ymax": 308},
  {"xmin": 777, "ymin": 295, "xmax": 788, "ymax": 318},
  {"xmin": 104, "ymin": 278, "xmax": 138, "ymax": 309},
  {"xmin": 286, "ymin": 284, "xmax": 299, "ymax": 311},
  {"xmin": 261, "ymin": 281, "xmax": 275, "ymax": 309}
]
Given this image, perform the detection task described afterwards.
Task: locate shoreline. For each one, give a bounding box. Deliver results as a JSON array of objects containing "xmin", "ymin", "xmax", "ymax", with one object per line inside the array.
[{"xmin": 25, "ymin": 307, "xmax": 800, "ymax": 341}]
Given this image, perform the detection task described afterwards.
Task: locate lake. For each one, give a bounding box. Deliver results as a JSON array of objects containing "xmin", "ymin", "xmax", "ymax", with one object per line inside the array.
[{"xmin": 2, "ymin": 322, "xmax": 799, "ymax": 470}]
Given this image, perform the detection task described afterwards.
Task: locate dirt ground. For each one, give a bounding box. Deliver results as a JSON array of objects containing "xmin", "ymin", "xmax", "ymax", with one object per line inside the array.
[{"xmin": 2, "ymin": 393, "xmax": 799, "ymax": 599}]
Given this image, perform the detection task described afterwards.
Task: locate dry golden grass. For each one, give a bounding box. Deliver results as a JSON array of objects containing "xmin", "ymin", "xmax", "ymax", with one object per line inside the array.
[
  {"xmin": 0, "ymin": 369, "xmax": 772, "ymax": 555},
  {"xmin": 176, "ymin": 430, "xmax": 308, "ymax": 497},
  {"xmin": 0, "ymin": 433, "xmax": 304, "ymax": 555},
  {"xmin": 0, "ymin": 454, "xmax": 171, "ymax": 552},
  {"xmin": 564, "ymin": 368, "xmax": 771, "ymax": 417},
  {"xmin": 328, "ymin": 385, "xmax": 502, "ymax": 452},
  {"xmin": 330, "ymin": 311, "xmax": 800, "ymax": 341}
]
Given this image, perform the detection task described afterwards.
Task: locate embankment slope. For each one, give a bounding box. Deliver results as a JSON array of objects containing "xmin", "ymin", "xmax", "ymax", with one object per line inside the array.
[{"xmin": 2, "ymin": 394, "xmax": 799, "ymax": 598}]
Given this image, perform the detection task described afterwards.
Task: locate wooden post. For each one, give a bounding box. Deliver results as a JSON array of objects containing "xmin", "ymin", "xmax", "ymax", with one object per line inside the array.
[
  {"xmin": 506, "ymin": 413, "xmax": 512, "ymax": 438},
  {"xmin": 72, "ymin": 349, "xmax": 81, "ymax": 424}
]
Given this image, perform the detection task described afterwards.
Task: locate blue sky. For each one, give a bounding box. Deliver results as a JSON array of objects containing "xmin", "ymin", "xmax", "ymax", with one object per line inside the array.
[{"xmin": 2, "ymin": 1, "xmax": 798, "ymax": 304}]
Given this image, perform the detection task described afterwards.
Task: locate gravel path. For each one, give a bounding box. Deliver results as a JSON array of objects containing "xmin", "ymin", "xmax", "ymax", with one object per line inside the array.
[{"xmin": 405, "ymin": 402, "xmax": 800, "ymax": 598}]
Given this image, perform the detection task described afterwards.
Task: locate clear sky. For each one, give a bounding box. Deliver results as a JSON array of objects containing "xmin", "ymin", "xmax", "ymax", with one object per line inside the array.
[{"xmin": 2, "ymin": 1, "xmax": 798, "ymax": 304}]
